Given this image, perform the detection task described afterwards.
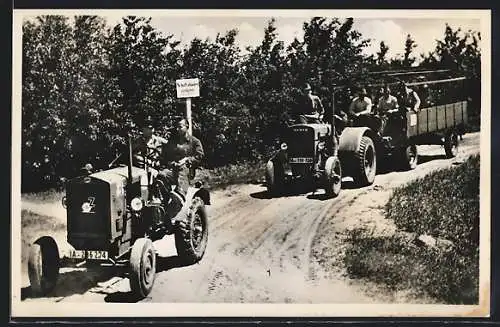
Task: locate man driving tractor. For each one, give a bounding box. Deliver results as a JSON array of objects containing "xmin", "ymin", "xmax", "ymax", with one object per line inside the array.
[
  {"xmin": 158, "ymin": 118, "xmax": 205, "ymax": 197},
  {"xmin": 292, "ymin": 83, "xmax": 325, "ymax": 124}
]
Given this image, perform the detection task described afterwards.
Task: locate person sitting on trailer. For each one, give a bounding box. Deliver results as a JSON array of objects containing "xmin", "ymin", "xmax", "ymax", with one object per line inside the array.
[
  {"xmin": 398, "ymin": 82, "xmax": 421, "ymax": 112},
  {"xmin": 374, "ymin": 85, "xmax": 400, "ymax": 135}
]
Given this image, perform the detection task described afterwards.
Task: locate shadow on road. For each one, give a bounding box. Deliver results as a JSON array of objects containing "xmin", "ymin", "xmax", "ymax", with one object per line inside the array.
[
  {"xmin": 104, "ymin": 291, "xmax": 142, "ymax": 303},
  {"xmin": 21, "ymin": 267, "xmax": 116, "ymax": 301},
  {"xmin": 103, "ymin": 255, "xmax": 191, "ymax": 303},
  {"xmin": 156, "ymin": 255, "xmax": 192, "ymax": 273},
  {"xmin": 417, "ymin": 154, "xmax": 448, "ymax": 165}
]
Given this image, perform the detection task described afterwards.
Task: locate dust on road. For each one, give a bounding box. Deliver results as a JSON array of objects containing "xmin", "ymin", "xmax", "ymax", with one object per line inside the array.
[{"xmin": 20, "ymin": 132, "xmax": 481, "ymax": 304}]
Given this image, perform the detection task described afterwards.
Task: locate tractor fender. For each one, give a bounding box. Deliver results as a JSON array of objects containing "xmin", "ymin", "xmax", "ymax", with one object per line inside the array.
[
  {"xmin": 338, "ymin": 127, "xmax": 377, "ymax": 153},
  {"xmin": 185, "ymin": 186, "xmax": 211, "ymax": 206}
]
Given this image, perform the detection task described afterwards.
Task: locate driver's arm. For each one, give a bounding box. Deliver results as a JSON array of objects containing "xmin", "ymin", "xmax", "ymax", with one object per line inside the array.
[{"xmin": 186, "ymin": 137, "xmax": 204, "ymax": 168}]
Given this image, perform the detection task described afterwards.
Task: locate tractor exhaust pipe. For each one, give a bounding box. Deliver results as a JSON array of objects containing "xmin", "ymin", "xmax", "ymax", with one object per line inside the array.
[
  {"xmin": 332, "ymin": 88, "xmax": 338, "ymax": 156},
  {"xmin": 127, "ymin": 135, "xmax": 133, "ymax": 185}
]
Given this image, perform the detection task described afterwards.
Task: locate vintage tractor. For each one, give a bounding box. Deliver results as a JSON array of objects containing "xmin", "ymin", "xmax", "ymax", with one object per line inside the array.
[
  {"xmin": 27, "ymin": 135, "xmax": 210, "ymax": 299},
  {"xmin": 265, "ymin": 89, "xmax": 379, "ymax": 196},
  {"xmin": 265, "ymin": 116, "xmax": 343, "ymax": 197}
]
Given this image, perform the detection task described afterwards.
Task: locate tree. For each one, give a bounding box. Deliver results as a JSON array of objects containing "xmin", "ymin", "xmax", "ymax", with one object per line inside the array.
[
  {"xmin": 376, "ymin": 41, "xmax": 390, "ymax": 67},
  {"xmin": 22, "ymin": 16, "xmax": 74, "ymax": 190},
  {"xmin": 403, "ymin": 34, "xmax": 418, "ymax": 67}
]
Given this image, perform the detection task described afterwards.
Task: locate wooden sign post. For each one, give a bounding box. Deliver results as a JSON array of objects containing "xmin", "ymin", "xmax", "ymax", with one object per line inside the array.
[{"xmin": 176, "ymin": 78, "xmax": 200, "ymax": 136}]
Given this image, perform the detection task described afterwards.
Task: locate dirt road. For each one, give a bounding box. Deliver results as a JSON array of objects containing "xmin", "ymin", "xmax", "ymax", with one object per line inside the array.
[{"xmin": 20, "ymin": 132, "xmax": 481, "ymax": 304}]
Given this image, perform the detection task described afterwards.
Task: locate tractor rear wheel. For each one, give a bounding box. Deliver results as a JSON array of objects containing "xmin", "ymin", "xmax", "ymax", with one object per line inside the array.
[
  {"xmin": 265, "ymin": 160, "xmax": 284, "ymax": 195},
  {"xmin": 324, "ymin": 156, "xmax": 342, "ymax": 197},
  {"xmin": 444, "ymin": 131, "xmax": 459, "ymax": 158},
  {"xmin": 28, "ymin": 236, "xmax": 60, "ymax": 296},
  {"xmin": 353, "ymin": 136, "xmax": 377, "ymax": 186},
  {"xmin": 129, "ymin": 238, "xmax": 156, "ymax": 299},
  {"xmin": 175, "ymin": 197, "xmax": 208, "ymax": 264}
]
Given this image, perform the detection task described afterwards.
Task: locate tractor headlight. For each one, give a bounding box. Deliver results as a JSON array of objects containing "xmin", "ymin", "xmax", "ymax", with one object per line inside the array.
[
  {"xmin": 61, "ymin": 196, "xmax": 67, "ymax": 209},
  {"xmin": 317, "ymin": 141, "xmax": 326, "ymax": 151},
  {"xmin": 131, "ymin": 197, "xmax": 144, "ymax": 211},
  {"xmin": 280, "ymin": 143, "xmax": 288, "ymax": 151}
]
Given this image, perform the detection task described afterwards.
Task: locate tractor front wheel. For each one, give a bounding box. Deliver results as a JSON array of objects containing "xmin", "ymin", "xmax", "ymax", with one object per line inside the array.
[
  {"xmin": 175, "ymin": 197, "xmax": 208, "ymax": 264},
  {"xmin": 324, "ymin": 156, "xmax": 342, "ymax": 197},
  {"xmin": 265, "ymin": 160, "xmax": 284, "ymax": 196},
  {"xmin": 28, "ymin": 236, "xmax": 60, "ymax": 296},
  {"xmin": 129, "ymin": 238, "xmax": 156, "ymax": 299}
]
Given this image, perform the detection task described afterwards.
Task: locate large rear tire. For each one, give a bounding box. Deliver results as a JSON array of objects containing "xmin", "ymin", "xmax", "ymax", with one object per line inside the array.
[
  {"xmin": 28, "ymin": 236, "xmax": 60, "ymax": 296},
  {"xmin": 353, "ymin": 136, "xmax": 377, "ymax": 186},
  {"xmin": 444, "ymin": 131, "xmax": 459, "ymax": 158},
  {"xmin": 265, "ymin": 160, "xmax": 284, "ymax": 195},
  {"xmin": 175, "ymin": 197, "xmax": 208, "ymax": 264},
  {"xmin": 129, "ymin": 238, "xmax": 156, "ymax": 299},
  {"xmin": 324, "ymin": 156, "xmax": 342, "ymax": 197}
]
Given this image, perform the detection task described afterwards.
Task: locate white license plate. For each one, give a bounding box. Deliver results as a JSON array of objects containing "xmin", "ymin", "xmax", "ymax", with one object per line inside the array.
[
  {"xmin": 290, "ymin": 157, "xmax": 313, "ymax": 163},
  {"xmin": 69, "ymin": 249, "xmax": 108, "ymax": 260}
]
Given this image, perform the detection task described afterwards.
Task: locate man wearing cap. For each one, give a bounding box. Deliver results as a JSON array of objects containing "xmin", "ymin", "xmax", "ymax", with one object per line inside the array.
[
  {"xmin": 158, "ymin": 118, "xmax": 204, "ymax": 197},
  {"xmin": 293, "ymin": 83, "xmax": 325, "ymax": 123}
]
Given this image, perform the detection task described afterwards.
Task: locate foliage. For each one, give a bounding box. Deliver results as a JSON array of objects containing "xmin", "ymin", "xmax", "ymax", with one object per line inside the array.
[
  {"xmin": 21, "ymin": 16, "xmax": 482, "ymax": 191},
  {"xmin": 344, "ymin": 155, "xmax": 480, "ymax": 304}
]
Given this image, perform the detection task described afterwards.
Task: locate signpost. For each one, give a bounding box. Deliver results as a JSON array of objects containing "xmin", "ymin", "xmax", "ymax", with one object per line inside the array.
[{"xmin": 176, "ymin": 78, "xmax": 200, "ymax": 136}]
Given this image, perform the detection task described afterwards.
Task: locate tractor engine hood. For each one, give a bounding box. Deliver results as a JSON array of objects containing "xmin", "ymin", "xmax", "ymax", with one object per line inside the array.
[
  {"xmin": 90, "ymin": 166, "xmax": 146, "ymax": 185},
  {"xmin": 291, "ymin": 124, "xmax": 331, "ymax": 139}
]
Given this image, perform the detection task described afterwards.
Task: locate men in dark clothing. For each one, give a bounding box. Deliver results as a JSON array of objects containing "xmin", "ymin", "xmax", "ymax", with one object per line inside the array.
[
  {"xmin": 158, "ymin": 118, "xmax": 204, "ymax": 196},
  {"xmin": 293, "ymin": 83, "xmax": 325, "ymax": 123},
  {"xmin": 398, "ymin": 82, "xmax": 421, "ymax": 112}
]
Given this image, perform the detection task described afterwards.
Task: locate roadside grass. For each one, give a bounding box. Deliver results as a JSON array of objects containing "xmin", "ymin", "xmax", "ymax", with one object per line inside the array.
[
  {"xmin": 344, "ymin": 155, "xmax": 480, "ymax": 304},
  {"xmin": 21, "ymin": 210, "xmax": 66, "ymax": 271},
  {"xmin": 22, "ymin": 188, "xmax": 65, "ymax": 204},
  {"xmin": 196, "ymin": 161, "xmax": 266, "ymax": 190}
]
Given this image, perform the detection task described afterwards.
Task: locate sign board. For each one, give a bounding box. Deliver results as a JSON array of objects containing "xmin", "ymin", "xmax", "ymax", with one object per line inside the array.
[{"xmin": 176, "ymin": 78, "xmax": 200, "ymax": 98}]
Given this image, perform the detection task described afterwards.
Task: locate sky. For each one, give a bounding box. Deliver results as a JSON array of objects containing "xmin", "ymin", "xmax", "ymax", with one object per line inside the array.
[
  {"xmin": 21, "ymin": 10, "xmax": 482, "ymax": 61},
  {"xmin": 100, "ymin": 13, "xmax": 482, "ymax": 61}
]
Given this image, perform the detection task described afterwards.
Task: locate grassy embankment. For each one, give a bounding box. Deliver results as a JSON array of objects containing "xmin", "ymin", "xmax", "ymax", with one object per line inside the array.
[{"xmin": 344, "ymin": 155, "xmax": 480, "ymax": 304}]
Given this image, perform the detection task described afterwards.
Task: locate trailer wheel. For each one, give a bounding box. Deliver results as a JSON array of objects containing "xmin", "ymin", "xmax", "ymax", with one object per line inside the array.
[
  {"xmin": 324, "ymin": 156, "xmax": 342, "ymax": 197},
  {"xmin": 175, "ymin": 197, "xmax": 208, "ymax": 264},
  {"xmin": 129, "ymin": 238, "xmax": 156, "ymax": 298},
  {"xmin": 265, "ymin": 160, "xmax": 284, "ymax": 195},
  {"xmin": 28, "ymin": 236, "xmax": 60, "ymax": 296},
  {"xmin": 353, "ymin": 136, "xmax": 377, "ymax": 186},
  {"xmin": 444, "ymin": 131, "xmax": 459, "ymax": 158},
  {"xmin": 399, "ymin": 144, "xmax": 418, "ymax": 170}
]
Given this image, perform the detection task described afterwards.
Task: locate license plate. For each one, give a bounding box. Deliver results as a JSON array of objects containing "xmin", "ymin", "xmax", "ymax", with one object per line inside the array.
[
  {"xmin": 69, "ymin": 249, "xmax": 108, "ymax": 260},
  {"xmin": 290, "ymin": 157, "xmax": 313, "ymax": 163}
]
